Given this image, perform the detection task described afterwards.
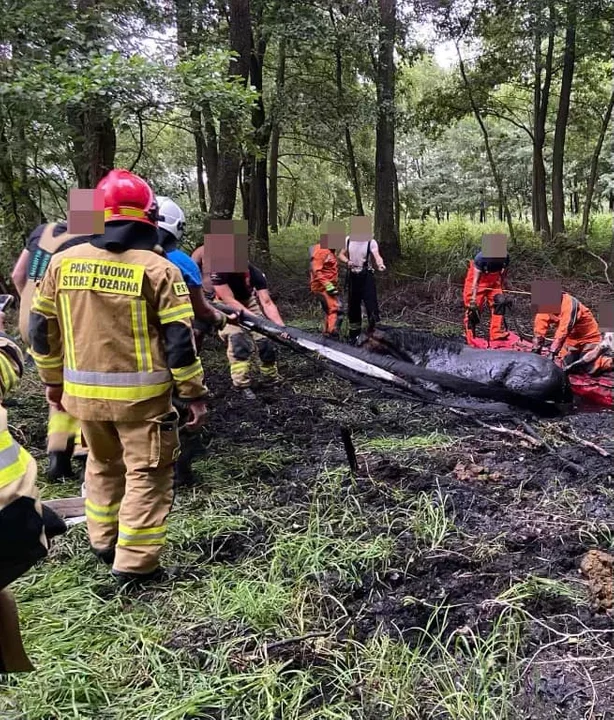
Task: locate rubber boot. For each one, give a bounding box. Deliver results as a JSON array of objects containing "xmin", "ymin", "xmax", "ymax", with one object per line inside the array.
[
  {"xmin": 111, "ymin": 567, "xmax": 169, "ymax": 588},
  {"xmin": 47, "ymin": 450, "xmax": 74, "ymax": 482},
  {"xmin": 74, "ymin": 455, "xmax": 87, "ymax": 485},
  {"xmin": 173, "ymin": 432, "xmax": 201, "ymax": 489},
  {"xmin": 91, "ymin": 546, "xmax": 115, "ymax": 565}
]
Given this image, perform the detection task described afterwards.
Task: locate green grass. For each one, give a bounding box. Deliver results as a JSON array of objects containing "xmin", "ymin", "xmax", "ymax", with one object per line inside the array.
[
  {"xmin": 2, "ymin": 229, "xmax": 609, "ymax": 719},
  {"xmin": 358, "ymin": 431, "xmax": 455, "ymax": 453}
]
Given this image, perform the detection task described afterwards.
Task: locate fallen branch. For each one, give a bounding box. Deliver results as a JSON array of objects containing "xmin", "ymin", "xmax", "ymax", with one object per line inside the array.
[
  {"xmin": 582, "ymin": 247, "xmax": 612, "ymax": 285},
  {"xmin": 449, "ymin": 409, "xmax": 542, "ymax": 447},
  {"xmin": 449, "ymin": 409, "xmax": 584, "ymax": 475},
  {"xmin": 261, "ymin": 630, "xmax": 331, "ymax": 655},
  {"xmin": 556, "ymin": 429, "xmax": 610, "ymax": 457}
]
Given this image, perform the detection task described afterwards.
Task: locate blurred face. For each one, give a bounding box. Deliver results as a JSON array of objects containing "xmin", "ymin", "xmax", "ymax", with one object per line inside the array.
[
  {"xmin": 67, "ymin": 188, "xmax": 105, "ymax": 234},
  {"xmin": 481, "ymin": 233, "xmax": 507, "ymax": 259},
  {"xmin": 350, "ymin": 215, "xmax": 372, "ymax": 241},
  {"xmin": 203, "ymin": 219, "xmax": 249, "ymax": 273},
  {"xmin": 531, "ymin": 280, "xmax": 562, "ymax": 314}
]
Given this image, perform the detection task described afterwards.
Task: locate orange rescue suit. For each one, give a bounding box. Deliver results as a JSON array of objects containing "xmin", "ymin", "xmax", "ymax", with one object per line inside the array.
[
  {"xmin": 533, "ymin": 292, "xmax": 601, "ymax": 356},
  {"xmin": 462, "ymin": 259, "xmax": 508, "ymax": 342},
  {"xmin": 310, "ymin": 244, "xmax": 343, "ymax": 337}
]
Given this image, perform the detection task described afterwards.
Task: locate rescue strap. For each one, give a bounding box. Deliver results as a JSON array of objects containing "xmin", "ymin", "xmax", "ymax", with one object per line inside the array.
[{"xmin": 213, "ymin": 303, "xmax": 562, "ymax": 415}]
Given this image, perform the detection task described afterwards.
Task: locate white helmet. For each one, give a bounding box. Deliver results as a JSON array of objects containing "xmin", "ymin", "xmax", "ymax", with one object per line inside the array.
[{"xmin": 156, "ymin": 196, "xmax": 186, "ymax": 241}]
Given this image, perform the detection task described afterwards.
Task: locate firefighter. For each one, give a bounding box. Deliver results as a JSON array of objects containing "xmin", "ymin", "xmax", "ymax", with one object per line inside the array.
[
  {"xmin": 532, "ymin": 292, "xmax": 613, "ymax": 374},
  {"xmin": 12, "ymin": 221, "xmax": 90, "ymax": 481},
  {"xmin": 0, "ymin": 309, "xmax": 66, "ymax": 671},
  {"xmin": 156, "ymin": 196, "xmax": 230, "ymax": 488},
  {"xmin": 29, "ymin": 169, "xmax": 208, "ymax": 586},
  {"xmin": 462, "ymin": 249, "xmax": 510, "ymax": 343},
  {"xmin": 310, "ymin": 232, "xmax": 343, "ymax": 338},
  {"xmin": 338, "ymin": 224, "xmax": 386, "ymax": 344},
  {"xmin": 211, "ymin": 261, "xmax": 286, "ymax": 400}
]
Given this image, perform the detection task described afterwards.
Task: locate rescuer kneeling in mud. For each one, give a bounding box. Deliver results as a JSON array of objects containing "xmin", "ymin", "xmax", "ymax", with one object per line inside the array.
[
  {"xmin": 207, "ymin": 221, "xmax": 287, "ymax": 400},
  {"xmin": 463, "ymin": 235, "xmax": 510, "ymax": 343},
  {"xmin": 310, "ymin": 223, "xmax": 345, "ymax": 339},
  {"xmin": 532, "ymin": 286, "xmax": 613, "ymax": 376},
  {"xmin": 156, "ymin": 196, "xmax": 234, "ymax": 487},
  {"xmin": 12, "ymin": 214, "xmax": 91, "ymax": 482},
  {"xmin": 29, "ymin": 169, "xmax": 208, "ymax": 587},
  {"xmin": 0, "ymin": 308, "xmax": 66, "ymax": 671}
]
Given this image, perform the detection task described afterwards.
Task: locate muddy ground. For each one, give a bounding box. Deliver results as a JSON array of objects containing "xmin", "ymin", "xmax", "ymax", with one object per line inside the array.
[
  {"xmin": 5, "ymin": 273, "xmax": 614, "ymax": 720},
  {"xmin": 176, "ymin": 297, "xmax": 614, "ymax": 718}
]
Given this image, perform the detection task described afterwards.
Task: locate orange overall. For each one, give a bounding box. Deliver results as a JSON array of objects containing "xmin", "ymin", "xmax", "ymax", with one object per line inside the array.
[
  {"xmin": 463, "ymin": 258, "xmax": 508, "ymax": 342},
  {"xmin": 310, "ymin": 244, "xmax": 343, "ymax": 337},
  {"xmin": 533, "ymin": 293, "xmax": 612, "ymax": 374}
]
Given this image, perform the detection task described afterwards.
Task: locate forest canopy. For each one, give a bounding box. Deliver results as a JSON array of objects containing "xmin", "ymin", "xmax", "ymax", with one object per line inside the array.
[{"xmin": 0, "ymin": 0, "xmax": 612, "ymax": 275}]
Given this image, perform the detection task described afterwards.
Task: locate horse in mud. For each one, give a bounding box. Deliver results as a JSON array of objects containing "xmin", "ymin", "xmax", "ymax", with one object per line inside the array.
[{"xmin": 357, "ymin": 326, "xmax": 572, "ymax": 405}]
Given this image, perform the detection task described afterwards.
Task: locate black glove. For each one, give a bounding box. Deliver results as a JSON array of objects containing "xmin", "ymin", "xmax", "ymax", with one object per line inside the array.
[
  {"xmin": 41, "ymin": 505, "xmax": 67, "ymax": 541},
  {"xmin": 467, "ymin": 305, "xmax": 480, "ymax": 330},
  {"xmin": 493, "ymin": 293, "xmax": 511, "ymax": 316}
]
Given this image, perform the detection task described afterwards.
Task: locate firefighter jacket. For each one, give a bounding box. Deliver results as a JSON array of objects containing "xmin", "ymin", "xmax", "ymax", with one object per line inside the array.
[
  {"xmin": 0, "ymin": 334, "xmax": 48, "ymax": 591},
  {"xmin": 533, "ymin": 292, "xmax": 602, "ymax": 351},
  {"xmin": 18, "ymin": 223, "xmax": 88, "ymax": 344},
  {"xmin": 29, "ymin": 239, "xmax": 208, "ymax": 423},
  {"xmin": 310, "ymin": 245, "xmax": 339, "ymax": 293}
]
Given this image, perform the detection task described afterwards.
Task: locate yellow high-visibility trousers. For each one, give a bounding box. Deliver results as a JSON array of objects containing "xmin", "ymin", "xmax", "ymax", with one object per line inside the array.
[{"xmin": 80, "ymin": 410, "xmax": 179, "ymax": 575}]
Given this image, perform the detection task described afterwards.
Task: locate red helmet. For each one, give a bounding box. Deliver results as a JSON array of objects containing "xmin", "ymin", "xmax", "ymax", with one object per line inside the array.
[{"xmin": 97, "ymin": 169, "xmax": 158, "ymax": 227}]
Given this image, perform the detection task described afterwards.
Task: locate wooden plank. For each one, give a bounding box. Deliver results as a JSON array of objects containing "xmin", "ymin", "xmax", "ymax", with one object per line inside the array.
[{"xmin": 42, "ymin": 497, "xmax": 85, "ymax": 519}]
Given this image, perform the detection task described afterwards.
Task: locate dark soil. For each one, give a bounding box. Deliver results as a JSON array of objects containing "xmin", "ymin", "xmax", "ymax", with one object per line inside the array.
[
  {"xmin": 11, "ymin": 272, "xmax": 614, "ymax": 718},
  {"xmin": 182, "ymin": 278, "xmax": 614, "ymax": 718}
]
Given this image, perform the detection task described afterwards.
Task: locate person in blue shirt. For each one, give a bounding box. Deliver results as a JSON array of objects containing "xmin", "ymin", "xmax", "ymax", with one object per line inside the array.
[
  {"xmin": 156, "ymin": 196, "xmax": 228, "ymax": 345},
  {"xmin": 156, "ymin": 197, "xmax": 230, "ymax": 488}
]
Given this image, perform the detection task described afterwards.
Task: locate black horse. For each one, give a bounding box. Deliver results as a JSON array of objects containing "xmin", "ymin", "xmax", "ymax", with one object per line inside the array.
[{"xmin": 357, "ymin": 326, "xmax": 572, "ymax": 404}]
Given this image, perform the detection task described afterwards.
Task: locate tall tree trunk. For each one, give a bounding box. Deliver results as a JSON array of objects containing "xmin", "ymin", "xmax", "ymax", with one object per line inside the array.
[
  {"xmin": 202, "ymin": 104, "xmax": 219, "ymax": 205},
  {"xmin": 457, "ymin": 46, "xmax": 516, "ymax": 243},
  {"xmin": 330, "ymin": 5, "xmax": 364, "ymax": 216},
  {"xmin": 240, "ymin": 158, "xmax": 250, "ymax": 221},
  {"xmin": 551, "ymin": 1, "xmax": 577, "ymax": 238},
  {"xmin": 0, "ymin": 113, "xmax": 46, "ymax": 239},
  {"xmin": 269, "ymin": 36, "xmax": 286, "ymax": 234},
  {"xmin": 285, "ymin": 191, "xmax": 296, "ymax": 227},
  {"xmin": 374, "ymin": 0, "xmax": 400, "ymax": 258},
  {"xmin": 581, "ymin": 85, "xmax": 614, "ymax": 236},
  {"xmin": 68, "ymin": 0, "xmax": 116, "ymax": 187},
  {"xmin": 68, "ymin": 107, "xmax": 116, "ymax": 188},
  {"xmin": 211, "ymin": 0, "xmax": 252, "ymax": 220},
  {"xmin": 393, "ymin": 161, "xmax": 400, "ymax": 237},
  {"xmin": 192, "ymin": 110, "xmax": 208, "ymax": 214},
  {"xmin": 532, "ymin": 0, "xmax": 554, "ymax": 238},
  {"xmin": 175, "ymin": 0, "xmax": 207, "ymax": 215},
  {"xmin": 247, "ymin": 21, "xmax": 270, "ymax": 258}
]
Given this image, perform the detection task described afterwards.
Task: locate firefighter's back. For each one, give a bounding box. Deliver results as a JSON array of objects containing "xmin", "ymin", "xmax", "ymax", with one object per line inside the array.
[{"xmin": 41, "ymin": 242, "xmax": 190, "ymax": 422}]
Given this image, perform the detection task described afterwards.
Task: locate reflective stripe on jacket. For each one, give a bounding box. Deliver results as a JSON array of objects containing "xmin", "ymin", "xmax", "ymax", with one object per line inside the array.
[
  {"xmin": 29, "ymin": 243, "xmax": 207, "ymax": 422},
  {"xmin": 18, "ymin": 223, "xmax": 88, "ymax": 344},
  {"xmin": 0, "ymin": 335, "xmax": 47, "ymax": 592}
]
